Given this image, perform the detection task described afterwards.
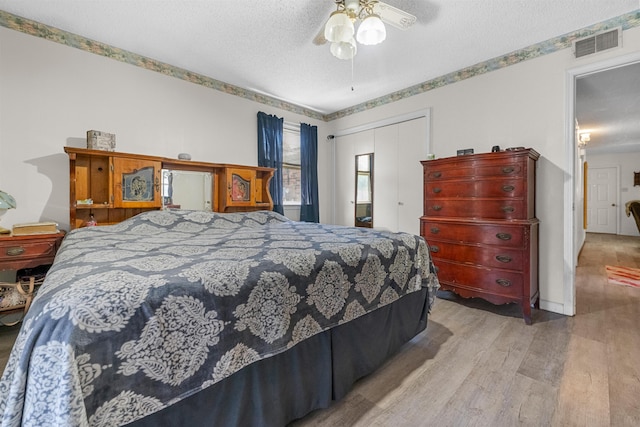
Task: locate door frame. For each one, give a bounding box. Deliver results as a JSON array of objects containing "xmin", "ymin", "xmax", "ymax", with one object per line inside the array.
[{"xmin": 564, "ymin": 50, "xmax": 640, "ymax": 317}]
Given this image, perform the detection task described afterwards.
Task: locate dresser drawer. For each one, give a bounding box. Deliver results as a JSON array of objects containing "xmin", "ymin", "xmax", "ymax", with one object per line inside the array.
[
  {"xmin": 421, "ymin": 220, "xmax": 526, "ymax": 247},
  {"xmin": 424, "ymin": 199, "xmax": 528, "ymax": 220},
  {"xmin": 424, "ymin": 161, "xmax": 523, "ymax": 181},
  {"xmin": 425, "ymin": 178, "xmax": 524, "ymax": 199},
  {"xmin": 429, "ymin": 242, "xmax": 524, "ymax": 270},
  {"xmin": 434, "ymin": 260, "xmax": 524, "ymax": 298}
]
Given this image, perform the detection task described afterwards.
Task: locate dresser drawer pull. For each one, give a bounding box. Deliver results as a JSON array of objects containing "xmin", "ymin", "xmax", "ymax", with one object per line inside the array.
[
  {"xmin": 432, "ymin": 172, "xmax": 442, "ymax": 178},
  {"xmin": 430, "ymin": 245, "xmax": 439, "ymax": 253},
  {"xmin": 501, "ymin": 206, "xmax": 515, "ymax": 213},
  {"xmin": 502, "ymin": 166, "xmax": 515, "ymax": 174},
  {"xmin": 502, "ymin": 185, "xmax": 515, "ymax": 192},
  {"xmin": 495, "ymin": 255, "xmax": 512, "ymax": 263},
  {"xmin": 496, "ymin": 279, "xmax": 511, "ymax": 287},
  {"xmin": 432, "ymin": 205, "xmax": 442, "ymax": 211},
  {"xmin": 6, "ymin": 247, "xmax": 25, "ymax": 257},
  {"xmin": 430, "ymin": 226, "xmax": 440, "ymax": 234},
  {"xmin": 496, "ymin": 232, "xmax": 512, "ymax": 241},
  {"xmin": 433, "ymin": 187, "xmax": 442, "ymax": 193}
]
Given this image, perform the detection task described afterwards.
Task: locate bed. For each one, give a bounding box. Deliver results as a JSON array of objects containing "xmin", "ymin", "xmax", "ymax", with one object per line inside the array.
[
  {"xmin": 0, "ymin": 210, "xmax": 439, "ymax": 426},
  {"xmin": 625, "ymin": 200, "xmax": 640, "ymax": 233}
]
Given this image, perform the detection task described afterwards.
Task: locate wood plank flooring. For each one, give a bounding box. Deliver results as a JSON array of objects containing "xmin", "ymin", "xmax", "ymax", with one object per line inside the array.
[
  {"xmin": 1, "ymin": 233, "xmax": 639, "ymax": 426},
  {"xmin": 291, "ymin": 232, "xmax": 640, "ymax": 427}
]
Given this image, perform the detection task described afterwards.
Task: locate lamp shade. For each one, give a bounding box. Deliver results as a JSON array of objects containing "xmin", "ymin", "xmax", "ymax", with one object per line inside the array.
[
  {"xmin": 330, "ymin": 38, "xmax": 357, "ymax": 60},
  {"xmin": 0, "ymin": 190, "xmax": 16, "ymax": 209},
  {"xmin": 324, "ymin": 11, "xmax": 354, "ymax": 43},
  {"xmin": 356, "ymin": 14, "xmax": 386, "ymax": 45}
]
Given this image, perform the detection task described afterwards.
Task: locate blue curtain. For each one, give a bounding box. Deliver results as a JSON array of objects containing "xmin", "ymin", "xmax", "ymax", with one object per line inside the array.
[
  {"xmin": 257, "ymin": 112, "xmax": 284, "ymax": 215},
  {"xmin": 300, "ymin": 123, "xmax": 319, "ymax": 223}
]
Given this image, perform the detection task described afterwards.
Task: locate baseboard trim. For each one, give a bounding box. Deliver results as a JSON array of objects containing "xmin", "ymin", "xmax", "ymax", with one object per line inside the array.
[{"xmin": 539, "ymin": 299, "xmax": 567, "ymax": 316}]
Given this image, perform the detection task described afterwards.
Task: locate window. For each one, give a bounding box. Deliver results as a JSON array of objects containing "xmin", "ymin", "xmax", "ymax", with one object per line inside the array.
[{"xmin": 282, "ymin": 126, "xmax": 301, "ymax": 204}]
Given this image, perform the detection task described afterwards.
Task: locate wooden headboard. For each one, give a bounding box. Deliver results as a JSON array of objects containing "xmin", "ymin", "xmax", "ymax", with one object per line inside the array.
[{"xmin": 64, "ymin": 147, "xmax": 274, "ymax": 229}]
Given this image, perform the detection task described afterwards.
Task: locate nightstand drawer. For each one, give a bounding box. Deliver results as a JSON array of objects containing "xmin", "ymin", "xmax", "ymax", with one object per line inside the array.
[
  {"xmin": 0, "ymin": 241, "xmax": 57, "ymax": 262},
  {"xmin": 0, "ymin": 232, "xmax": 65, "ymax": 271}
]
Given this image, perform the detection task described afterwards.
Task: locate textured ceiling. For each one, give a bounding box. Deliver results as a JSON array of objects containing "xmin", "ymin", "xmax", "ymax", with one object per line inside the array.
[
  {"xmin": 576, "ymin": 62, "xmax": 640, "ymax": 153},
  {"xmin": 0, "ymin": 0, "xmax": 638, "ymax": 116},
  {"xmin": 0, "ymin": 1, "xmax": 639, "ymax": 152}
]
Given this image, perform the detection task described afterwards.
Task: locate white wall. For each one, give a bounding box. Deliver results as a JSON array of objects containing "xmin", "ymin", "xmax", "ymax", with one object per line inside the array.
[
  {"xmin": 3, "ymin": 20, "xmax": 640, "ymax": 315},
  {"xmin": 0, "ymin": 28, "xmax": 332, "ymax": 230},
  {"xmin": 586, "ymin": 150, "xmax": 640, "ymax": 236},
  {"xmin": 331, "ymin": 26, "xmax": 640, "ymax": 315}
]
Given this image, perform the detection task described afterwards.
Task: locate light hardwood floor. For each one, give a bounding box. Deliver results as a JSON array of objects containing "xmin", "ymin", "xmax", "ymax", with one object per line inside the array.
[
  {"xmin": 1, "ymin": 233, "xmax": 639, "ymax": 426},
  {"xmin": 292, "ymin": 232, "xmax": 640, "ymax": 426}
]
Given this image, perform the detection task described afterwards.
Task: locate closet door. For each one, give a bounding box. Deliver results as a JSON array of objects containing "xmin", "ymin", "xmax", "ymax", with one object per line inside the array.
[
  {"xmin": 373, "ymin": 125, "xmax": 399, "ymax": 231},
  {"xmin": 334, "ymin": 131, "xmax": 374, "ymax": 226},
  {"xmin": 373, "ymin": 117, "xmax": 427, "ymax": 234},
  {"xmin": 397, "ymin": 117, "xmax": 427, "ymax": 235},
  {"xmin": 334, "ymin": 134, "xmax": 355, "ymax": 226}
]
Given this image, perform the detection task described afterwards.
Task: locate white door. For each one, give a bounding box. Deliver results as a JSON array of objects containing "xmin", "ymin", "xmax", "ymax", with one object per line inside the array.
[
  {"xmin": 587, "ymin": 166, "xmax": 618, "ymax": 234},
  {"xmin": 334, "ymin": 135, "xmax": 355, "ymax": 226},
  {"xmin": 373, "ymin": 118, "xmax": 427, "ymax": 234},
  {"xmin": 397, "ymin": 117, "xmax": 427, "ymax": 236},
  {"xmin": 373, "ymin": 124, "xmax": 399, "ymax": 231}
]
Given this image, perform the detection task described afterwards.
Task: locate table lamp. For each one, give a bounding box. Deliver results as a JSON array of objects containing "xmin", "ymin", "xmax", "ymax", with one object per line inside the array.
[{"xmin": 0, "ymin": 190, "xmax": 16, "ymax": 234}]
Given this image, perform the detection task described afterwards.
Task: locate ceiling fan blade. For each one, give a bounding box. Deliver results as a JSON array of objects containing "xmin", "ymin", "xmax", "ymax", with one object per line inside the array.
[{"xmin": 374, "ymin": 1, "xmax": 417, "ymax": 30}]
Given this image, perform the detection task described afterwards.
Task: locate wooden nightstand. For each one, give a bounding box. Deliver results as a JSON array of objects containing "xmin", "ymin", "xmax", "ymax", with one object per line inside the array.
[{"xmin": 0, "ymin": 232, "xmax": 65, "ymax": 324}]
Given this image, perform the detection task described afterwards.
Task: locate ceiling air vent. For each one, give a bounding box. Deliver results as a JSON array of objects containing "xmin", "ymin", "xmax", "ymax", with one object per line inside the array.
[{"xmin": 574, "ymin": 28, "xmax": 621, "ymax": 58}]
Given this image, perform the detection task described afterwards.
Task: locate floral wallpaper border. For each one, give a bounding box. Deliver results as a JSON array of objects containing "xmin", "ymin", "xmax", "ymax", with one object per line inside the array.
[{"xmin": 1, "ymin": 9, "xmax": 639, "ymax": 122}]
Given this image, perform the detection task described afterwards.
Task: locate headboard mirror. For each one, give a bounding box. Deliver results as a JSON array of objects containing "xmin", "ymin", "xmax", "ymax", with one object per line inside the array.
[
  {"xmin": 355, "ymin": 153, "xmax": 373, "ymax": 228},
  {"xmin": 162, "ymin": 169, "xmax": 213, "ymax": 211}
]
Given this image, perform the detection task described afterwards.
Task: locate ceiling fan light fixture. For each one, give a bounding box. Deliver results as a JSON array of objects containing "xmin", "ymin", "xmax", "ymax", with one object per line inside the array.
[
  {"xmin": 324, "ymin": 11, "xmax": 354, "ymax": 43},
  {"xmin": 330, "ymin": 38, "xmax": 357, "ymax": 60},
  {"xmin": 356, "ymin": 14, "xmax": 386, "ymax": 45}
]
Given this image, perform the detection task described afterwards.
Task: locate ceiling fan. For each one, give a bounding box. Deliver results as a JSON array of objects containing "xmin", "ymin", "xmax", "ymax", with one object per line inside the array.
[{"xmin": 315, "ymin": 0, "xmax": 417, "ymax": 60}]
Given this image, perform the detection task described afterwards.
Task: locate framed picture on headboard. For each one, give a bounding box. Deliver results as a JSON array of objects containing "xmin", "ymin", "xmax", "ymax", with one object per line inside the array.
[{"xmin": 635, "ymin": 171, "xmax": 640, "ymax": 186}]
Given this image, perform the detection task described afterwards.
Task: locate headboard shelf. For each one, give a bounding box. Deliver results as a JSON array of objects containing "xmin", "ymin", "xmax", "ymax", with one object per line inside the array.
[{"xmin": 64, "ymin": 147, "xmax": 274, "ymax": 229}]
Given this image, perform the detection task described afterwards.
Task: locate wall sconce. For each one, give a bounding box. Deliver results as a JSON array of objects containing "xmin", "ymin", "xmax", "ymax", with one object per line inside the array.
[{"xmin": 578, "ymin": 132, "xmax": 590, "ymax": 148}]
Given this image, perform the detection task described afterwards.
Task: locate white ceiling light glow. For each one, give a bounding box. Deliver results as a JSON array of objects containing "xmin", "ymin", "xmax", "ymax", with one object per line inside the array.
[{"xmin": 356, "ymin": 13, "xmax": 386, "ymax": 45}]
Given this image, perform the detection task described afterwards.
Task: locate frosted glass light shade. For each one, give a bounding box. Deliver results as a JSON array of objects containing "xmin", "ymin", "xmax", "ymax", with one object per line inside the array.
[
  {"xmin": 324, "ymin": 11, "xmax": 354, "ymax": 43},
  {"xmin": 330, "ymin": 38, "xmax": 357, "ymax": 60},
  {"xmin": 356, "ymin": 14, "xmax": 386, "ymax": 45},
  {"xmin": 0, "ymin": 190, "xmax": 16, "ymax": 209}
]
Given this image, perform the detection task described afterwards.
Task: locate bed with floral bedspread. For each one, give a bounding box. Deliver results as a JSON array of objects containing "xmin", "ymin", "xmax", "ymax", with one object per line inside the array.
[{"xmin": 0, "ymin": 210, "xmax": 439, "ymax": 426}]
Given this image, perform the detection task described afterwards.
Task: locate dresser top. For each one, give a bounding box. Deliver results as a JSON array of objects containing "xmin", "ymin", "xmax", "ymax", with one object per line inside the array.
[{"xmin": 421, "ymin": 148, "xmax": 539, "ymax": 166}]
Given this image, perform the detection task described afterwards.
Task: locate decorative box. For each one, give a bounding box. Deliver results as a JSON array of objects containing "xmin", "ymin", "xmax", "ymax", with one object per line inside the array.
[{"xmin": 87, "ymin": 130, "xmax": 116, "ymax": 151}]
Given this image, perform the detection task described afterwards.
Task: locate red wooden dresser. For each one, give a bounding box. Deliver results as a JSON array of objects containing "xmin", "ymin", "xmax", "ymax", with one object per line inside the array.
[{"xmin": 420, "ymin": 149, "xmax": 539, "ymax": 324}]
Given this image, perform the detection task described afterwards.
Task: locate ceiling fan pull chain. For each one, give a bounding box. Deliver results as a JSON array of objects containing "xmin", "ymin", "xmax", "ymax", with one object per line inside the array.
[{"xmin": 351, "ymin": 55, "xmax": 355, "ymax": 91}]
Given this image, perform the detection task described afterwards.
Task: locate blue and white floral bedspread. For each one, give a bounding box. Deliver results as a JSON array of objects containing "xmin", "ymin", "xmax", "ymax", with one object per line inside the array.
[{"xmin": 0, "ymin": 210, "xmax": 439, "ymax": 426}]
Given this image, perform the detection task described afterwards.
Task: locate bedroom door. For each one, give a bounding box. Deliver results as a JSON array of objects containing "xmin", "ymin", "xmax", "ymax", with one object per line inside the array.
[{"xmin": 587, "ymin": 166, "xmax": 618, "ymax": 234}]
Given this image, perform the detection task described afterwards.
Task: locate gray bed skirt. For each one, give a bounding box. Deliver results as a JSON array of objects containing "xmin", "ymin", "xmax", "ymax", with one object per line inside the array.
[{"xmin": 127, "ymin": 287, "xmax": 430, "ymax": 427}]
